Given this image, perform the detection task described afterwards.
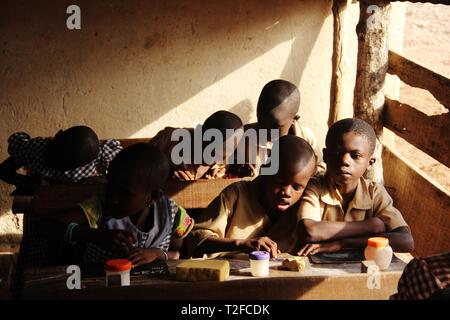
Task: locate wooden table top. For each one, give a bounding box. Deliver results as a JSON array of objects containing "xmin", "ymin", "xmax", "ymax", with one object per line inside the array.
[{"xmin": 22, "ymin": 253, "xmax": 412, "ymax": 300}]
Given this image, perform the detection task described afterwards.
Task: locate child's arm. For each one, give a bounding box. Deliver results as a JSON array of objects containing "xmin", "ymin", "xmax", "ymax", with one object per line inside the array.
[
  {"xmin": 298, "ymin": 226, "xmax": 414, "ymax": 255},
  {"xmin": 298, "ymin": 217, "xmax": 386, "ymax": 243},
  {"xmin": 128, "ymin": 238, "xmax": 183, "ymax": 267},
  {"xmin": 194, "ymin": 236, "xmax": 279, "ymax": 258},
  {"xmin": 0, "ymin": 157, "xmax": 31, "ymax": 188},
  {"xmin": 37, "ymin": 206, "xmax": 136, "ymax": 254},
  {"xmin": 297, "ymin": 179, "xmax": 386, "ymax": 243}
]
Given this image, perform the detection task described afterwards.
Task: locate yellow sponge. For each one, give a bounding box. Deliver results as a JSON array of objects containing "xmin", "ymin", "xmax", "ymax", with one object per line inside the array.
[
  {"xmin": 281, "ymin": 257, "xmax": 306, "ymax": 271},
  {"xmin": 176, "ymin": 260, "xmax": 230, "ymax": 282}
]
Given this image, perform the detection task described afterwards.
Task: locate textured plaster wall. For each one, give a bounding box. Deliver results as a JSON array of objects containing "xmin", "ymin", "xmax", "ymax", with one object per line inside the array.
[{"xmin": 0, "ymin": 0, "xmax": 337, "ymax": 244}]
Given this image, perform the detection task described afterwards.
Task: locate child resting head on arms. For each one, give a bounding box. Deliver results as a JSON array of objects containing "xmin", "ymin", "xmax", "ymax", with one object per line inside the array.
[
  {"xmin": 0, "ymin": 125, "xmax": 122, "ymax": 190},
  {"xmin": 150, "ymin": 110, "xmax": 243, "ymax": 180}
]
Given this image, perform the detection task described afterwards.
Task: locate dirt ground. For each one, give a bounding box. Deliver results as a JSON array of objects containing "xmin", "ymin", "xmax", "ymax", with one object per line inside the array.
[{"xmin": 394, "ymin": 2, "xmax": 450, "ymax": 192}]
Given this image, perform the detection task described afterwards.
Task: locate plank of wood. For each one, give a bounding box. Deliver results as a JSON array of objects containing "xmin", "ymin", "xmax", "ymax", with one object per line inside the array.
[
  {"xmin": 388, "ymin": 50, "xmax": 450, "ymax": 109},
  {"xmin": 165, "ymin": 178, "xmax": 246, "ymax": 209},
  {"xmin": 22, "ymin": 255, "xmax": 410, "ymax": 300},
  {"xmin": 354, "ymin": 0, "xmax": 391, "ymax": 135},
  {"xmin": 384, "ymin": 97, "xmax": 450, "ymax": 167},
  {"xmin": 13, "ymin": 178, "xmax": 244, "ymax": 215},
  {"xmin": 389, "ymin": 0, "xmax": 450, "ymax": 4},
  {"xmin": 382, "ymin": 145, "xmax": 450, "ymax": 257},
  {"xmin": 101, "ymin": 138, "xmax": 150, "ymax": 149},
  {"xmin": 353, "ymin": 0, "xmax": 391, "ymax": 184},
  {"xmin": 329, "ymin": 0, "xmax": 348, "ymax": 127},
  {"xmin": 116, "ymin": 138, "xmax": 150, "ymax": 149}
]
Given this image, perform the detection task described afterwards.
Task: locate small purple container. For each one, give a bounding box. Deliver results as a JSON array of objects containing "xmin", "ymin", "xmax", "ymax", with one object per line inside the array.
[
  {"xmin": 249, "ymin": 251, "xmax": 270, "ymax": 276},
  {"xmin": 249, "ymin": 251, "xmax": 270, "ymax": 260}
]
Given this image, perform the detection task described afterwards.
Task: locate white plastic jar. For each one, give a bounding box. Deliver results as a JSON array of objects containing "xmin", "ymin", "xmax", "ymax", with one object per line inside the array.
[
  {"xmin": 249, "ymin": 251, "xmax": 270, "ymax": 277},
  {"xmin": 364, "ymin": 237, "xmax": 393, "ymax": 271},
  {"xmin": 104, "ymin": 259, "xmax": 132, "ymax": 287}
]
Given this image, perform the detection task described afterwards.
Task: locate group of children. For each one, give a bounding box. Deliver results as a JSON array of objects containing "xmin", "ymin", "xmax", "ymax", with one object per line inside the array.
[{"xmin": 0, "ymin": 79, "xmax": 414, "ymax": 293}]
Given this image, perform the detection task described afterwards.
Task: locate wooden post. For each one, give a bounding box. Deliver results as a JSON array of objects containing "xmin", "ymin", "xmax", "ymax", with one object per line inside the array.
[
  {"xmin": 329, "ymin": 0, "xmax": 348, "ymax": 127},
  {"xmin": 353, "ymin": 0, "xmax": 391, "ymax": 183}
]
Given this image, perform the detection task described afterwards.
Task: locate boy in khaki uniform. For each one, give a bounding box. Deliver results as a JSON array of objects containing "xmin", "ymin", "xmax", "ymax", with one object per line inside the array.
[
  {"xmin": 230, "ymin": 79, "xmax": 325, "ymax": 178},
  {"xmin": 186, "ymin": 135, "xmax": 317, "ymax": 258},
  {"xmin": 149, "ymin": 110, "xmax": 243, "ymax": 180},
  {"xmin": 297, "ymin": 118, "xmax": 414, "ymax": 256}
]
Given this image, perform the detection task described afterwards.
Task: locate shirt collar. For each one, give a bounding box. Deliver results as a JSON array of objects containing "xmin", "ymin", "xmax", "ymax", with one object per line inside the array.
[{"xmin": 321, "ymin": 174, "xmax": 372, "ymax": 210}]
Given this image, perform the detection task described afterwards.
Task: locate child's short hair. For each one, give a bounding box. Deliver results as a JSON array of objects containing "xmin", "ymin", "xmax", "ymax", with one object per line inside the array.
[
  {"xmin": 264, "ymin": 135, "xmax": 316, "ymax": 176},
  {"xmin": 326, "ymin": 118, "xmax": 377, "ymax": 154},
  {"xmin": 257, "ymin": 79, "xmax": 300, "ymax": 119},
  {"xmin": 44, "ymin": 125, "xmax": 100, "ymax": 170},
  {"xmin": 202, "ymin": 110, "xmax": 243, "ymax": 137},
  {"xmin": 108, "ymin": 143, "xmax": 170, "ymax": 192}
]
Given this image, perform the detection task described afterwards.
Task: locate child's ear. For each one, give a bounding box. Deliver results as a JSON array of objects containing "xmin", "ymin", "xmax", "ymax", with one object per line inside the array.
[
  {"xmin": 322, "ymin": 148, "xmax": 329, "ymax": 162},
  {"xmin": 368, "ymin": 157, "xmax": 376, "ymax": 166}
]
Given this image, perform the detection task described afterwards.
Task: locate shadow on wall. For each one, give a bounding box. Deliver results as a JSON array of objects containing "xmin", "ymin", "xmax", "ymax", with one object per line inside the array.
[
  {"xmin": 0, "ymin": 0, "xmax": 330, "ymax": 217},
  {"xmin": 0, "ymin": 0, "xmax": 328, "ymax": 137}
]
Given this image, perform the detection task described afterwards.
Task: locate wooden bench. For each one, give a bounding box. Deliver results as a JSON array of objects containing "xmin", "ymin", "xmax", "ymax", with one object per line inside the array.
[
  {"xmin": 11, "ymin": 178, "xmax": 247, "ymax": 215},
  {"xmin": 11, "ymin": 136, "xmax": 252, "ymax": 214}
]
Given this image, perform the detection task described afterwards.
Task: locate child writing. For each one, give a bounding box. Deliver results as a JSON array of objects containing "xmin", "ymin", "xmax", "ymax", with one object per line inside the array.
[
  {"xmin": 186, "ymin": 135, "xmax": 317, "ymax": 258},
  {"xmin": 1, "ymin": 126, "xmax": 122, "ymax": 298},
  {"xmin": 297, "ymin": 118, "xmax": 414, "ymax": 256},
  {"xmin": 39, "ymin": 143, "xmax": 194, "ymax": 266},
  {"xmin": 230, "ymin": 79, "xmax": 324, "ymax": 178},
  {"xmin": 149, "ymin": 110, "xmax": 243, "ymax": 181}
]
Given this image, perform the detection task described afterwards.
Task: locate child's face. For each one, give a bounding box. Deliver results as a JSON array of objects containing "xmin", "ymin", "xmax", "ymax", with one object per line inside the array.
[
  {"xmin": 262, "ymin": 158, "xmax": 315, "ymax": 213},
  {"xmin": 324, "ymin": 132, "xmax": 375, "ymax": 189},
  {"xmin": 105, "ymin": 176, "xmax": 152, "ymax": 219},
  {"xmin": 258, "ymin": 103, "xmax": 294, "ymax": 137},
  {"xmin": 258, "ymin": 116, "xmax": 292, "ymax": 137}
]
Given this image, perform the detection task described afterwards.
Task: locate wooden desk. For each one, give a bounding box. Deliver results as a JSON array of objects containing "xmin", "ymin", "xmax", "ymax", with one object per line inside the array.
[
  {"xmin": 11, "ymin": 178, "xmax": 248, "ymax": 214},
  {"xmin": 22, "ymin": 253, "xmax": 412, "ymax": 300}
]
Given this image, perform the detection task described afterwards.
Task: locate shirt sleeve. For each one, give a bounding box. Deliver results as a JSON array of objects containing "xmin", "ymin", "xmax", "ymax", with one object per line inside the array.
[
  {"xmin": 78, "ymin": 196, "xmax": 103, "ymax": 229},
  {"xmin": 372, "ymin": 183, "xmax": 409, "ymax": 231},
  {"xmin": 297, "ymin": 178, "xmax": 323, "ymax": 222},
  {"xmin": 97, "ymin": 139, "xmax": 123, "ymax": 175},
  {"xmin": 296, "ymin": 126, "xmax": 326, "ymax": 176},
  {"xmin": 8, "ymin": 132, "xmax": 39, "ymax": 167},
  {"xmin": 184, "ymin": 183, "xmax": 239, "ymax": 257},
  {"xmin": 171, "ymin": 205, "xmax": 194, "ymax": 239}
]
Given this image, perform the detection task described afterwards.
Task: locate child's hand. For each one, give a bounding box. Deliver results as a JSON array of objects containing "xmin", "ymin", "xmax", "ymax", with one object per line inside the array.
[
  {"xmin": 205, "ymin": 166, "xmax": 227, "ymax": 179},
  {"xmin": 297, "ymin": 241, "xmax": 342, "ymax": 256},
  {"xmin": 240, "ymin": 236, "xmax": 279, "ymax": 258},
  {"xmin": 172, "ymin": 167, "xmax": 195, "ymax": 181},
  {"xmin": 94, "ymin": 230, "xmax": 137, "ymax": 254},
  {"xmin": 129, "ymin": 248, "xmax": 165, "ymax": 267}
]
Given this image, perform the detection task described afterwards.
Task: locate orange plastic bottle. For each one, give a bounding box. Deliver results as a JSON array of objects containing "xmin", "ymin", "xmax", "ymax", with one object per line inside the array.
[
  {"xmin": 104, "ymin": 259, "xmax": 132, "ymax": 286},
  {"xmin": 364, "ymin": 237, "xmax": 393, "ymax": 271}
]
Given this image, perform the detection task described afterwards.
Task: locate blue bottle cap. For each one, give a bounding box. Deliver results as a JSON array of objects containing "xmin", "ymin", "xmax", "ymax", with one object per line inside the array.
[{"xmin": 249, "ymin": 251, "xmax": 270, "ymax": 260}]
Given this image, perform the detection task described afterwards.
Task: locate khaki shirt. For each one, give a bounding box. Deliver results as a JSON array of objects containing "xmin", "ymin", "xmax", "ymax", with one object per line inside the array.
[
  {"xmin": 149, "ymin": 126, "xmax": 226, "ymax": 179},
  {"xmin": 241, "ymin": 117, "xmax": 325, "ymax": 176},
  {"xmin": 186, "ymin": 178, "xmax": 300, "ymax": 257},
  {"xmin": 298, "ymin": 174, "xmax": 408, "ymax": 231}
]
